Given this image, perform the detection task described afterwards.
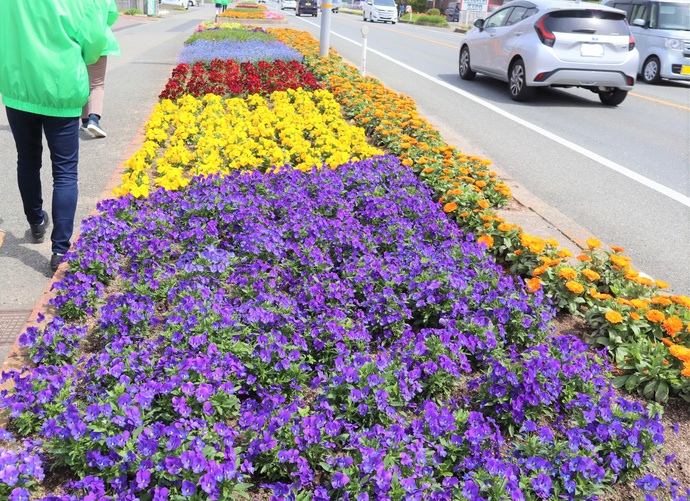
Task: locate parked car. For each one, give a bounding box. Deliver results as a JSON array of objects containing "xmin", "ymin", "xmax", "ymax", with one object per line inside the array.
[
  {"xmin": 603, "ymin": 0, "xmax": 690, "ymax": 84},
  {"xmin": 296, "ymin": 0, "xmax": 318, "ymax": 15},
  {"xmin": 445, "ymin": 1, "xmax": 460, "ymax": 21},
  {"xmin": 458, "ymin": 0, "xmax": 639, "ymax": 105},
  {"xmin": 362, "ymin": 0, "xmax": 398, "ymax": 23},
  {"xmin": 280, "ymin": 0, "xmax": 297, "ymax": 9},
  {"xmin": 160, "ymin": 0, "xmax": 196, "ymax": 7},
  {"xmin": 332, "ymin": 0, "xmax": 342, "ymax": 12}
]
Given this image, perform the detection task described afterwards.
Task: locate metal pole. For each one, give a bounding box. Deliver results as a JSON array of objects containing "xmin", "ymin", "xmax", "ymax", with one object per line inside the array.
[
  {"xmin": 360, "ymin": 26, "xmax": 369, "ymax": 76},
  {"xmin": 319, "ymin": 1, "xmax": 333, "ymax": 57}
]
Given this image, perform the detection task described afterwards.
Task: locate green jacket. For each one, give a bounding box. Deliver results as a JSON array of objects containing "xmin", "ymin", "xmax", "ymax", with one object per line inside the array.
[
  {"xmin": 104, "ymin": 0, "xmax": 121, "ymax": 57},
  {"xmin": 0, "ymin": 0, "xmax": 108, "ymax": 117}
]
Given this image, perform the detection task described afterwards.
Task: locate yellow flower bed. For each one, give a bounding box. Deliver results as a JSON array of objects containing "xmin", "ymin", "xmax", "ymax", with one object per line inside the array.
[{"xmin": 114, "ymin": 89, "xmax": 381, "ymax": 198}]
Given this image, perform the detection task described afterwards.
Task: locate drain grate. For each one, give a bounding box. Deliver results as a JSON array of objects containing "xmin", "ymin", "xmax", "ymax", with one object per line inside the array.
[{"xmin": 0, "ymin": 310, "xmax": 32, "ymax": 346}]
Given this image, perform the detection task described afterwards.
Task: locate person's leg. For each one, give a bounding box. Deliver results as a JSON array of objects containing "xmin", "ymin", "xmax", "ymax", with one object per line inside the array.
[
  {"xmin": 84, "ymin": 56, "xmax": 108, "ymax": 138},
  {"xmin": 42, "ymin": 115, "xmax": 80, "ymax": 256},
  {"xmin": 5, "ymin": 107, "xmax": 46, "ymax": 228}
]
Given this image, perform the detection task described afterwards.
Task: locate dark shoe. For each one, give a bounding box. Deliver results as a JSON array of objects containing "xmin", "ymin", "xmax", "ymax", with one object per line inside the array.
[
  {"xmin": 86, "ymin": 114, "xmax": 106, "ymax": 138},
  {"xmin": 30, "ymin": 213, "xmax": 49, "ymax": 243},
  {"xmin": 80, "ymin": 118, "xmax": 89, "ymax": 133},
  {"xmin": 50, "ymin": 253, "xmax": 64, "ymax": 273}
]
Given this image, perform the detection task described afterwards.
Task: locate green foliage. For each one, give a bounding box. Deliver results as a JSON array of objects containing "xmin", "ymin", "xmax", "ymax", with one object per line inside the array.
[
  {"xmin": 123, "ymin": 8, "xmax": 144, "ymax": 15},
  {"xmin": 426, "ymin": 8, "xmax": 441, "ymax": 15}
]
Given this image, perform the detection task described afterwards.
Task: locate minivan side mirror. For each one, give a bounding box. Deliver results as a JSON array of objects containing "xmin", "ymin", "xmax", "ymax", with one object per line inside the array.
[
  {"xmin": 632, "ymin": 18, "xmax": 646, "ymax": 27},
  {"xmin": 474, "ymin": 18, "xmax": 485, "ymax": 29}
]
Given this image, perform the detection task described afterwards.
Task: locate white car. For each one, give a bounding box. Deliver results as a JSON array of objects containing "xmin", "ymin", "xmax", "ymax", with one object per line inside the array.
[
  {"xmin": 459, "ymin": 0, "xmax": 639, "ymax": 105},
  {"xmin": 362, "ymin": 0, "xmax": 398, "ymax": 23},
  {"xmin": 160, "ymin": 0, "xmax": 197, "ymax": 8},
  {"xmin": 281, "ymin": 0, "xmax": 297, "ymax": 9}
]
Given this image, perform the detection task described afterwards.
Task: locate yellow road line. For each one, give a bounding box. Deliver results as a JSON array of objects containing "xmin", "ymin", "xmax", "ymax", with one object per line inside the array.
[{"xmin": 629, "ymin": 92, "xmax": 690, "ymax": 111}]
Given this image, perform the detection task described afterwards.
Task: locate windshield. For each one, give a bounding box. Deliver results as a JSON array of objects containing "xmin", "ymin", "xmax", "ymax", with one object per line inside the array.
[
  {"xmin": 653, "ymin": 3, "xmax": 690, "ymax": 30},
  {"xmin": 373, "ymin": 0, "xmax": 397, "ymax": 6}
]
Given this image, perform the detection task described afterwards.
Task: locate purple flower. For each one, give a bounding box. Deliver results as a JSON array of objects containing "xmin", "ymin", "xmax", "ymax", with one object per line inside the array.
[
  {"xmin": 332, "ymin": 472, "xmax": 350, "ymax": 489},
  {"xmin": 531, "ymin": 474, "xmax": 552, "ymax": 499}
]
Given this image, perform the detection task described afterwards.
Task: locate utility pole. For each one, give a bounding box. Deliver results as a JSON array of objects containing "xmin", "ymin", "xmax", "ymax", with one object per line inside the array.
[{"xmin": 319, "ymin": 1, "xmax": 333, "ymax": 57}]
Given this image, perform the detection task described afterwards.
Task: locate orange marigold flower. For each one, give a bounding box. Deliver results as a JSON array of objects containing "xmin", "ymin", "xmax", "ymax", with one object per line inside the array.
[
  {"xmin": 581, "ymin": 269, "xmax": 601, "ymax": 281},
  {"xmin": 443, "ymin": 202, "xmax": 458, "ymax": 213},
  {"xmin": 662, "ymin": 360, "xmax": 669, "ymax": 365},
  {"xmin": 566, "ymin": 281, "xmax": 585, "ymax": 294},
  {"xmin": 402, "ymin": 159, "xmax": 413, "ymax": 167},
  {"xmin": 661, "ymin": 337, "xmax": 675, "ymax": 347},
  {"xmin": 498, "ymin": 223, "xmax": 514, "ymax": 232},
  {"xmin": 611, "ymin": 254, "xmax": 632, "ymax": 269},
  {"xmin": 460, "ymin": 212, "xmax": 469, "ymax": 218},
  {"xmin": 558, "ymin": 268, "xmax": 578, "ymax": 280},
  {"xmin": 630, "ymin": 312, "xmax": 641, "ymax": 320},
  {"xmin": 586, "ymin": 238, "xmax": 602, "ymax": 249},
  {"xmin": 651, "ymin": 296, "xmax": 672, "ymax": 306},
  {"xmin": 681, "ymin": 367, "xmax": 690, "ymax": 377},
  {"xmin": 422, "ymin": 167, "xmax": 434, "ymax": 174},
  {"xmin": 526, "ymin": 277, "xmax": 541, "ymax": 293},
  {"xmin": 630, "ymin": 299, "xmax": 648, "ymax": 309},
  {"xmin": 605, "ymin": 310, "xmax": 624, "ymax": 324},
  {"xmin": 477, "ymin": 199, "xmax": 490, "ymax": 209},
  {"xmin": 514, "ymin": 250, "xmax": 523, "ymax": 255},
  {"xmin": 655, "ymin": 280, "xmax": 670, "ymax": 289},
  {"xmin": 546, "ymin": 239, "xmax": 559, "ymax": 247},
  {"xmin": 477, "ymin": 235, "xmax": 494, "ymax": 248},
  {"xmin": 558, "ymin": 249, "xmax": 574, "ymax": 258},
  {"xmin": 610, "ymin": 245, "xmax": 626, "ymax": 253},
  {"xmin": 633, "ymin": 276, "xmax": 654, "ymax": 287},
  {"xmin": 577, "ymin": 255, "xmax": 592, "ymax": 263},
  {"xmin": 671, "ymin": 295, "xmax": 690, "ymax": 309},
  {"xmin": 662, "ymin": 316, "xmax": 684, "ymax": 337},
  {"xmin": 531, "ymin": 265, "xmax": 548, "ymax": 277},
  {"xmin": 645, "ymin": 310, "xmax": 666, "ymax": 323},
  {"xmin": 669, "ymin": 345, "xmax": 690, "ymax": 363},
  {"xmin": 475, "ymin": 180, "xmax": 487, "ymax": 188}
]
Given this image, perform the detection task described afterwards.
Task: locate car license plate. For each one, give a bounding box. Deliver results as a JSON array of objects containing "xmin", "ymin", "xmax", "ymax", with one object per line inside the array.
[
  {"xmin": 682, "ymin": 65, "xmax": 690, "ymax": 75},
  {"xmin": 580, "ymin": 43, "xmax": 604, "ymax": 57}
]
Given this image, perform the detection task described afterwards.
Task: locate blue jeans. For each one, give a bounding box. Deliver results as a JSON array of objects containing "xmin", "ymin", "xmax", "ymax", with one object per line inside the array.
[{"xmin": 5, "ymin": 107, "xmax": 79, "ymax": 255}]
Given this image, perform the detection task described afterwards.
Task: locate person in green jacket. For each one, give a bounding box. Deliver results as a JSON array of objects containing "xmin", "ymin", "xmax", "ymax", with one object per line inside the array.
[
  {"xmin": 81, "ymin": 0, "xmax": 121, "ymax": 138},
  {"xmin": 0, "ymin": 1, "xmax": 108, "ymax": 273}
]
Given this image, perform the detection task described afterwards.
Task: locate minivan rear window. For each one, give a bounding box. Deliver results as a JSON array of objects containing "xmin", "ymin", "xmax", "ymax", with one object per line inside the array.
[{"xmin": 546, "ymin": 10, "xmax": 630, "ymax": 35}]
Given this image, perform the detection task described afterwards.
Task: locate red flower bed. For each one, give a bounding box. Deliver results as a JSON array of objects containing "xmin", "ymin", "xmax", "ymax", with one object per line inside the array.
[{"xmin": 159, "ymin": 59, "xmax": 322, "ymax": 100}]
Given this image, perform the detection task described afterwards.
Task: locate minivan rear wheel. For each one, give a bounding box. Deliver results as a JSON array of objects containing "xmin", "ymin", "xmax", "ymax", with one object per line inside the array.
[
  {"xmin": 509, "ymin": 59, "xmax": 533, "ymax": 102},
  {"xmin": 459, "ymin": 46, "xmax": 476, "ymax": 80},
  {"xmin": 598, "ymin": 88, "xmax": 628, "ymax": 106},
  {"xmin": 641, "ymin": 56, "xmax": 662, "ymax": 84}
]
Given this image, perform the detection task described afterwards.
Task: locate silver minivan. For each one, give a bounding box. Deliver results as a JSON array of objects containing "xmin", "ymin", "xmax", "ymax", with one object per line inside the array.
[{"xmin": 604, "ymin": 0, "xmax": 690, "ymax": 83}]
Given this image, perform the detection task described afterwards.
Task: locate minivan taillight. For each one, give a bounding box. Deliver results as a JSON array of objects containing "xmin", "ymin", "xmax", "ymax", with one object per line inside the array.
[
  {"xmin": 628, "ymin": 34, "xmax": 635, "ymax": 51},
  {"xmin": 534, "ymin": 15, "xmax": 555, "ymax": 47}
]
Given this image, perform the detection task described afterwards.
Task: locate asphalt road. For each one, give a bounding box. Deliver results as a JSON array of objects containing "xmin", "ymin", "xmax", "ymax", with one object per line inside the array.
[{"xmin": 286, "ymin": 8, "xmax": 690, "ymax": 295}]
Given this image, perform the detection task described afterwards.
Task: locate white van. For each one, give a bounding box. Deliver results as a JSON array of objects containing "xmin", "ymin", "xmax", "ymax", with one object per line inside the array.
[{"xmin": 604, "ymin": 0, "xmax": 690, "ymax": 83}]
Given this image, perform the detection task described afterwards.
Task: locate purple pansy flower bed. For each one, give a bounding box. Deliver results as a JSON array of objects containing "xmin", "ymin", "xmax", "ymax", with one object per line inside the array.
[
  {"xmin": 177, "ymin": 39, "xmax": 303, "ymax": 65},
  {"xmin": 0, "ymin": 155, "xmax": 673, "ymax": 500}
]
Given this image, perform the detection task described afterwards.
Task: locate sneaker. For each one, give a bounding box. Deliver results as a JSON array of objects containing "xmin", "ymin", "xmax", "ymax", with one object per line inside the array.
[
  {"xmin": 50, "ymin": 253, "xmax": 64, "ymax": 273},
  {"xmin": 30, "ymin": 213, "xmax": 49, "ymax": 243},
  {"xmin": 86, "ymin": 114, "xmax": 106, "ymax": 138},
  {"xmin": 80, "ymin": 118, "xmax": 89, "ymax": 133}
]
